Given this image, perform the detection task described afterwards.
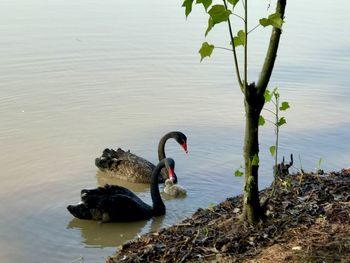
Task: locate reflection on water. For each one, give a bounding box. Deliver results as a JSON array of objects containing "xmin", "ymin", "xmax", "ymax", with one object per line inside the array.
[
  {"xmin": 96, "ymin": 171, "xmax": 149, "ymax": 193},
  {"xmin": 1, "ymin": 0, "xmax": 350, "ymax": 262},
  {"xmin": 67, "ymin": 215, "xmax": 166, "ymax": 248},
  {"xmin": 67, "ymin": 219, "xmax": 148, "ymax": 248}
]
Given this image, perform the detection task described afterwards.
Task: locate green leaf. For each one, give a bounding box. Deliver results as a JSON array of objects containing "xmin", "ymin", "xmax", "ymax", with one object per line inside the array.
[
  {"xmin": 199, "ymin": 42, "xmax": 215, "ymax": 61},
  {"xmin": 208, "ymin": 5, "xmax": 231, "ymax": 26},
  {"xmin": 234, "ymin": 169, "xmax": 244, "ymax": 177},
  {"xmin": 279, "ymin": 101, "xmax": 290, "ymax": 111},
  {"xmin": 259, "ymin": 115, "xmax": 265, "ymax": 126},
  {"xmin": 196, "ymin": 0, "xmax": 212, "ymax": 11},
  {"xmin": 205, "ymin": 17, "xmax": 214, "ymax": 36},
  {"xmin": 182, "ymin": 0, "xmax": 194, "ymax": 17},
  {"xmin": 227, "ymin": 0, "xmax": 239, "ymax": 8},
  {"xmin": 270, "ymin": 146, "xmax": 276, "ymax": 157},
  {"xmin": 259, "ymin": 12, "xmax": 283, "ymax": 29},
  {"xmin": 264, "ymin": 89, "xmax": 273, "ymax": 103},
  {"xmin": 277, "ymin": 117, "xmax": 286, "ymax": 127},
  {"xmin": 252, "ymin": 154, "xmax": 259, "ymax": 166},
  {"xmin": 317, "ymin": 158, "xmax": 323, "ymax": 169},
  {"xmin": 233, "ymin": 30, "xmax": 245, "ymax": 47}
]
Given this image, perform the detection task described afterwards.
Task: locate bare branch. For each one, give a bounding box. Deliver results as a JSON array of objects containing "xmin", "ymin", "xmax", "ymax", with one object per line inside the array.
[
  {"xmin": 223, "ymin": 0, "xmax": 243, "ymax": 90},
  {"xmin": 248, "ymin": 24, "xmax": 260, "ymax": 34},
  {"xmin": 216, "ymin": 46, "xmax": 235, "ymax": 52}
]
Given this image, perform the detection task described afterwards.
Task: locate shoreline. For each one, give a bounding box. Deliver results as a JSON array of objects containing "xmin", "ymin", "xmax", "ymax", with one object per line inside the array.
[{"xmin": 107, "ymin": 169, "xmax": 350, "ymax": 262}]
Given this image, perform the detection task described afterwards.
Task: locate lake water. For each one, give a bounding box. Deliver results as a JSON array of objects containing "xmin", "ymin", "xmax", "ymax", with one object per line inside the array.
[{"xmin": 0, "ymin": 0, "xmax": 349, "ymax": 262}]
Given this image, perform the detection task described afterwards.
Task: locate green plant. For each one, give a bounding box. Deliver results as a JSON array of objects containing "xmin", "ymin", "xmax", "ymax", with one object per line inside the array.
[
  {"xmin": 208, "ymin": 202, "xmax": 217, "ymax": 208},
  {"xmin": 314, "ymin": 157, "xmax": 323, "ymax": 181},
  {"xmin": 234, "ymin": 165, "xmax": 244, "ymax": 177},
  {"xmin": 259, "ymin": 87, "xmax": 290, "ymax": 194},
  {"xmin": 316, "ymin": 157, "xmax": 323, "ymax": 172},
  {"xmin": 298, "ymin": 154, "xmax": 304, "ymax": 174},
  {"xmin": 182, "ymin": 0, "xmax": 287, "ymax": 224}
]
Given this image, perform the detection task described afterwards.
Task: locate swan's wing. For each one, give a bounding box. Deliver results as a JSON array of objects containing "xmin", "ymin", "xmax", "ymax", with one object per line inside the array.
[
  {"xmin": 95, "ymin": 148, "xmax": 141, "ymax": 170},
  {"xmin": 103, "ymin": 184, "xmax": 139, "ymax": 199},
  {"xmin": 96, "ymin": 149, "xmax": 167, "ymax": 183},
  {"xmin": 98, "ymin": 194, "xmax": 152, "ymax": 221},
  {"xmin": 81, "ymin": 184, "xmax": 139, "ymax": 207},
  {"xmin": 100, "ymin": 148, "xmax": 124, "ymax": 158},
  {"xmin": 114, "ymin": 151, "xmax": 155, "ymax": 170},
  {"xmin": 107, "ymin": 152, "xmax": 160, "ymax": 183},
  {"xmin": 96, "ymin": 148, "xmax": 154, "ymax": 172},
  {"xmin": 97, "ymin": 148, "xmax": 154, "ymax": 168}
]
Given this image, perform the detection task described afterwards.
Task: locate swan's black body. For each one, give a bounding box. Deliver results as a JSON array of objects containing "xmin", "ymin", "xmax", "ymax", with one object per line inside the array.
[
  {"xmin": 95, "ymin": 131, "xmax": 187, "ymax": 183},
  {"xmin": 67, "ymin": 158, "xmax": 175, "ymax": 222}
]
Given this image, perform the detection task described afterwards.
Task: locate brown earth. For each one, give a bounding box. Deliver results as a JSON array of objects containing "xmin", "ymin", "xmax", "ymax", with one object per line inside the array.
[{"xmin": 107, "ymin": 169, "xmax": 350, "ymax": 263}]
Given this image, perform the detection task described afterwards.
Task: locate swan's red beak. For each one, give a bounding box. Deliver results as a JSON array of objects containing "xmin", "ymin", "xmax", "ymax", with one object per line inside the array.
[
  {"xmin": 169, "ymin": 168, "xmax": 175, "ymax": 181},
  {"xmin": 181, "ymin": 142, "xmax": 188, "ymax": 154}
]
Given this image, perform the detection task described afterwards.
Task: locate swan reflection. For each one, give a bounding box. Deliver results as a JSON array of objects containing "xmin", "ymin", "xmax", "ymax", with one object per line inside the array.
[
  {"xmin": 67, "ymin": 215, "xmax": 166, "ymax": 248},
  {"xmin": 67, "ymin": 218, "xmax": 147, "ymax": 248},
  {"xmin": 96, "ymin": 171, "xmax": 149, "ymax": 193}
]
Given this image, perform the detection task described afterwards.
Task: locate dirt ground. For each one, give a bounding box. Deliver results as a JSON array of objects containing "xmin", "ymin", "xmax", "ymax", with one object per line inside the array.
[{"xmin": 107, "ymin": 169, "xmax": 350, "ymax": 263}]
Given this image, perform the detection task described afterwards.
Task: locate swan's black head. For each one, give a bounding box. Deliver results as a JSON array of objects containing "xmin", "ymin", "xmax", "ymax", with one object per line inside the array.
[{"xmin": 173, "ymin": 132, "xmax": 188, "ymax": 153}]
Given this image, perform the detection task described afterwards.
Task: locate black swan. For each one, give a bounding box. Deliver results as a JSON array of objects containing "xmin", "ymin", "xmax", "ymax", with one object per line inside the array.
[
  {"xmin": 95, "ymin": 131, "xmax": 187, "ymax": 184},
  {"xmin": 67, "ymin": 158, "xmax": 176, "ymax": 222}
]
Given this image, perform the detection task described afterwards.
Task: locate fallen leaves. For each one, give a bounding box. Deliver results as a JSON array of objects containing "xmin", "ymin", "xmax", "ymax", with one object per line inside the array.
[{"xmin": 107, "ymin": 170, "xmax": 350, "ymax": 263}]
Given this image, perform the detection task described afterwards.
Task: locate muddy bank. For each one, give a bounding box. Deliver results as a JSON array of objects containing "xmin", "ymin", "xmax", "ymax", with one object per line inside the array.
[{"xmin": 107, "ymin": 169, "xmax": 350, "ymax": 262}]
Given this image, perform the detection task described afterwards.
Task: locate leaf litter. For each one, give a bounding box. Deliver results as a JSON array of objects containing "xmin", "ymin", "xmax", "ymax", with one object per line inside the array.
[{"xmin": 107, "ymin": 168, "xmax": 350, "ymax": 263}]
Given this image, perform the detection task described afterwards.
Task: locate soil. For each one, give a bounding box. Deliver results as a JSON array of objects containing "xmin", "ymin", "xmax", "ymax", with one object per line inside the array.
[{"xmin": 107, "ymin": 169, "xmax": 350, "ymax": 263}]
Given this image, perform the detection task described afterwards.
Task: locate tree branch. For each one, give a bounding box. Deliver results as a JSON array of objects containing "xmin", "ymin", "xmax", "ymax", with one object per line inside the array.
[
  {"xmin": 216, "ymin": 46, "xmax": 235, "ymax": 52},
  {"xmin": 248, "ymin": 23, "xmax": 260, "ymax": 34},
  {"xmin": 262, "ymin": 108, "xmax": 277, "ymax": 116},
  {"xmin": 265, "ymin": 118, "xmax": 277, "ymax": 126},
  {"xmin": 231, "ymin": 13, "xmax": 245, "ymax": 22},
  {"xmin": 256, "ymin": 0, "xmax": 287, "ymax": 95},
  {"xmin": 223, "ymin": 0, "xmax": 243, "ymax": 91}
]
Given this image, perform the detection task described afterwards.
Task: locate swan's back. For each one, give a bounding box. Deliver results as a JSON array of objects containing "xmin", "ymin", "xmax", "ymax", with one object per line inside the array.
[{"xmin": 95, "ymin": 148, "xmax": 166, "ymax": 183}]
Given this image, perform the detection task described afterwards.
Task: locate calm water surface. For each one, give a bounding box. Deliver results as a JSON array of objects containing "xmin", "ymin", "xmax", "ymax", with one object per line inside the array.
[{"xmin": 0, "ymin": 0, "xmax": 349, "ymax": 262}]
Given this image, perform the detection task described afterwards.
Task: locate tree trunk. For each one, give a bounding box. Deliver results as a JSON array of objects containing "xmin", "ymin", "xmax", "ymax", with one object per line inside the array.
[
  {"xmin": 242, "ymin": 83, "xmax": 265, "ymax": 224},
  {"xmin": 241, "ymin": 0, "xmax": 287, "ymax": 225}
]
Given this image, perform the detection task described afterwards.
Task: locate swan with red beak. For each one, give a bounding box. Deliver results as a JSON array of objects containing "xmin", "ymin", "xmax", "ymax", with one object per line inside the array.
[{"xmin": 95, "ymin": 131, "xmax": 188, "ymax": 184}]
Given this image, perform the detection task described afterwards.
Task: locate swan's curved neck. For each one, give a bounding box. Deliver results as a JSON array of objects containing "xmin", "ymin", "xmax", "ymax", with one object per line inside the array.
[
  {"xmin": 150, "ymin": 159, "xmax": 166, "ymax": 216},
  {"xmin": 158, "ymin": 132, "xmax": 175, "ymax": 161}
]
